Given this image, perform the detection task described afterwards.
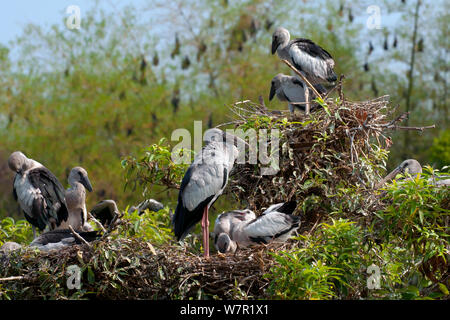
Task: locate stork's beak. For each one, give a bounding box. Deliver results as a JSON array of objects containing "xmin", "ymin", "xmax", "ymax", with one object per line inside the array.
[
  {"xmin": 269, "ymin": 83, "xmax": 276, "ymax": 101},
  {"xmin": 271, "ymin": 38, "xmax": 279, "ymax": 55},
  {"xmin": 375, "ymin": 166, "xmax": 401, "ymax": 189},
  {"xmin": 81, "ymin": 175, "xmax": 93, "ymax": 192}
]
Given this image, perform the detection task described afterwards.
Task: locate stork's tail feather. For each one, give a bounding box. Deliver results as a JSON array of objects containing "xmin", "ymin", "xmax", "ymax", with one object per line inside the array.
[{"xmin": 173, "ymin": 196, "xmax": 214, "ymax": 241}]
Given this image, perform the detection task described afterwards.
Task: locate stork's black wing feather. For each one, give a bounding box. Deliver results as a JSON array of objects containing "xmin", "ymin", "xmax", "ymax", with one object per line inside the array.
[
  {"xmin": 274, "ymin": 201, "xmax": 297, "ymax": 215},
  {"xmin": 27, "ymin": 167, "xmax": 68, "ymax": 227},
  {"xmin": 12, "ymin": 185, "xmax": 17, "ymax": 201},
  {"xmin": 291, "ymin": 38, "xmax": 334, "ymax": 60}
]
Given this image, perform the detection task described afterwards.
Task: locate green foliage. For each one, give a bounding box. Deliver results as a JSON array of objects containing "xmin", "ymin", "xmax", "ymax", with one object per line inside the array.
[
  {"xmin": 117, "ymin": 206, "xmax": 174, "ymax": 245},
  {"xmin": 122, "ymin": 138, "xmax": 192, "ymax": 195},
  {"xmin": 0, "ymin": 217, "xmax": 33, "ymax": 246},
  {"xmin": 429, "ymin": 129, "xmax": 450, "ymax": 169},
  {"xmin": 266, "ymin": 219, "xmax": 365, "ymax": 299}
]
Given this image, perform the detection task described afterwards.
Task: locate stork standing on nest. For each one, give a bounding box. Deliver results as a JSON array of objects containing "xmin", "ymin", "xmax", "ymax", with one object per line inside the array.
[
  {"xmin": 212, "ymin": 201, "xmax": 300, "ymax": 253},
  {"xmin": 269, "ymin": 73, "xmax": 326, "ymax": 113},
  {"xmin": 8, "ymin": 151, "xmax": 68, "ymax": 238},
  {"xmin": 271, "ymin": 27, "xmax": 337, "ymax": 114},
  {"xmin": 172, "ymin": 128, "xmax": 248, "ymax": 258},
  {"xmin": 58, "ymin": 167, "xmax": 93, "ymax": 231}
]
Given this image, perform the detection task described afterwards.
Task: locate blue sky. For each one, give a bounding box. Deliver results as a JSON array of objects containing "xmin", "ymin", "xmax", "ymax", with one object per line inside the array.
[{"xmin": 0, "ymin": 0, "xmax": 148, "ymax": 46}]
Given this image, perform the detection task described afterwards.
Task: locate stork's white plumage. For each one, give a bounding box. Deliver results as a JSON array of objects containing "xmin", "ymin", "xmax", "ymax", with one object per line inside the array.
[
  {"xmin": 269, "ymin": 73, "xmax": 326, "ymax": 113},
  {"xmin": 212, "ymin": 201, "xmax": 300, "ymax": 253},
  {"xmin": 271, "ymin": 27, "xmax": 336, "ymax": 113},
  {"xmin": 8, "ymin": 151, "xmax": 68, "ymax": 238},
  {"xmin": 172, "ymin": 128, "xmax": 248, "ymax": 258}
]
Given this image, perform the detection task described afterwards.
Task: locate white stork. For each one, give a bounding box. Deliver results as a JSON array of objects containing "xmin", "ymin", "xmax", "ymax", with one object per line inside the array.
[
  {"xmin": 8, "ymin": 151, "xmax": 69, "ymax": 238},
  {"xmin": 172, "ymin": 128, "xmax": 248, "ymax": 258},
  {"xmin": 269, "ymin": 73, "xmax": 326, "ymax": 113},
  {"xmin": 57, "ymin": 167, "xmax": 93, "ymax": 231},
  {"xmin": 212, "ymin": 201, "xmax": 300, "ymax": 253},
  {"xmin": 271, "ymin": 27, "xmax": 337, "ymax": 113}
]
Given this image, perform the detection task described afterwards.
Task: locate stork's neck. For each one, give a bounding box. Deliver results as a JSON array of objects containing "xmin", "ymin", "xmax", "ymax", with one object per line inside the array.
[
  {"xmin": 68, "ymin": 180, "xmax": 86, "ymax": 193},
  {"xmin": 276, "ymin": 36, "xmax": 291, "ymax": 60}
]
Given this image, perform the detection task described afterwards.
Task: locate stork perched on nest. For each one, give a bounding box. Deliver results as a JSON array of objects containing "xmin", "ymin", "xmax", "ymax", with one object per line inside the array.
[
  {"xmin": 30, "ymin": 229, "xmax": 100, "ymax": 252},
  {"xmin": 57, "ymin": 167, "xmax": 93, "ymax": 232},
  {"xmin": 271, "ymin": 27, "xmax": 337, "ymax": 113},
  {"xmin": 375, "ymin": 159, "xmax": 450, "ymax": 189},
  {"xmin": 212, "ymin": 201, "xmax": 300, "ymax": 254},
  {"xmin": 269, "ymin": 73, "xmax": 326, "ymax": 113},
  {"xmin": 8, "ymin": 151, "xmax": 68, "ymax": 238},
  {"xmin": 172, "ymin": 128, "xmax": 248, "ymax": 258}
]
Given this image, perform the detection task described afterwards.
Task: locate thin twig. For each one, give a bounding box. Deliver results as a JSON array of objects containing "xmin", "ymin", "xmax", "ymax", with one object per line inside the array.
[
  {"xmin": 68, "ymin": 226, "xmax": 91, "ymax": 247},
  {"xmin": 0, "ymin": 276, "xmax": 25, "ymax": 282},
  {"xmin": 88, "ymin": 212, "xmax": 107, "ymax": 233}
]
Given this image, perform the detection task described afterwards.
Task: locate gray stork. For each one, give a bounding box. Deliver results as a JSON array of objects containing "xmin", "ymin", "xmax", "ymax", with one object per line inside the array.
[
  {"xmin": 271, "ymin": 27, "xmax": 337, "ymax": 113},
  {"xmin": 269, "ymin": 73, "xmax": 326, "ymax": 113},
  {"xmin": 212, "ymin": 201, "xmax": 299, "ymax": 253},
  {"xmin": 8, "ymin": 151, "xmax": 69, "ymax": 238},
  {"xmin": 58, "ymin": 167, "xmax": 93, "ymax": 231},
  {"xmin": 172, "ymin": 128, "xmax": 248, "ymax": 258},
  {"xmin": 90, "ymin": 199, "xmax": 120, "ymax": 229},
  {"xmin": 128, "ymin": 198, "xmax": 165, "ymax": 215},
  {"xmin": 30, "ymin": 229, "xmax": 99, "ymax": 252},
  {"xmin": 375, "ymin": 159, "xmax": 450, "ymax": 189}
]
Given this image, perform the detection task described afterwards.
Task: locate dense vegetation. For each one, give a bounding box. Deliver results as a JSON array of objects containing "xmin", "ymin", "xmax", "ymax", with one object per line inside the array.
[{"xmin": 0, "ymin": 0, "xmax": 448, "ymax": 300}]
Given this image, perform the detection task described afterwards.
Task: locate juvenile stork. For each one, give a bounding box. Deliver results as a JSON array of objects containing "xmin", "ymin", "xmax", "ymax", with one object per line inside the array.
[
  {"xmin": 172, "ymin": 128, "xmax": 248, "ymax": 258},
  {"xmin": 58, "ymin": 167, "xmax": 93, "ymax": 231},
  {"xmin": 90, "ymin": 199, "xmax": 120, "ymax": 229},
  {"xmin": 269, "ymin": 73, "xmax": 326, "ymax": 113},
  {"xmin": 271, "ymin": 27, "xmax": 337, "ymax": 113},
  {"xmin": 8, "ymin": 151, "xmax": 68, "ymax": 238},
  {"xmin": 30, "ymin": 229, "xmax": 99, "ymax": 252},
  {"xmin": 376, "ymin": 159, "xmax": 450, "ymax": 188},
  {"xmin": 212, "ymin": 201, "xmax": 299, "ymax": 253}
]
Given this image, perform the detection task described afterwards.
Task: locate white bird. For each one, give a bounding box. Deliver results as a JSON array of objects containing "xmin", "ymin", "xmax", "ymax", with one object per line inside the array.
[
  {"xmin": 269, "ymin": 73, "xmax": 326, "ymax": 113},
  {"xmin": 172, "ymin": 128, "xmax": 248, "ymax": 258},
  {"xmin": 57, "ymin": 167, "xmax": 93, "ymax": 231},
  {"xmin": 8, "ymin": 151, "xmax": 68, "ymax": 238},
  {"xmin": 271, "ymin": 27, "xmax": 337, "ymax": 113},
  {"xmin": 376, "ymin": 159, "xmax": 450, "ymax": 188},
  {"xmin": 212, "ymin": 201, "xmax": 300, "ymax": 253}
]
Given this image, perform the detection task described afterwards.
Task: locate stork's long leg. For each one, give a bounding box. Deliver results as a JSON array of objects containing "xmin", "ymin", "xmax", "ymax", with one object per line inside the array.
[
  {"xmin": 304, "ymin": 86, "xmax": 310, "ymax": 115},
  {"xmin": 201, "ymin": 206, "xmax": 210, "ymax": 258}
]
